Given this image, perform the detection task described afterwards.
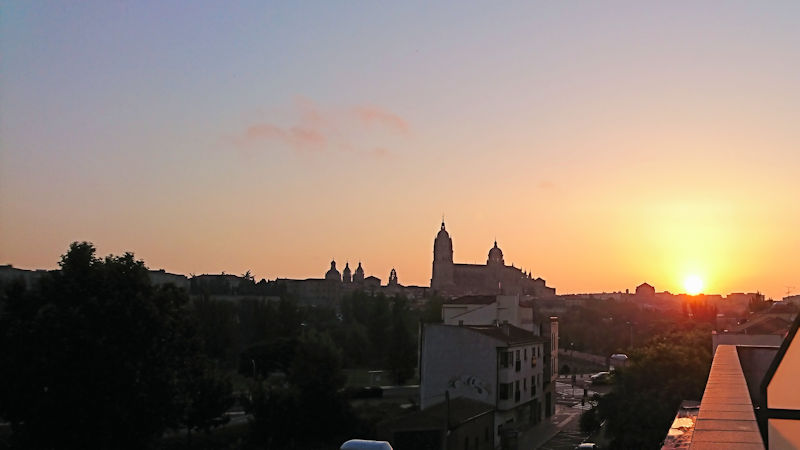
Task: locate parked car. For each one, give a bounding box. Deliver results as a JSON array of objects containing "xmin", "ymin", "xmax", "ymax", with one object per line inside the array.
[
  {"xmin": 589, "ymin": 371, "xmax": 612, "ymax": 385},
  {"xmin": 575, "ymin": 443, "xmax": 600, "ymax": 449},
  {"xmin": 340, "ymin": 439, "xmax": 393, "ymax": 450}
]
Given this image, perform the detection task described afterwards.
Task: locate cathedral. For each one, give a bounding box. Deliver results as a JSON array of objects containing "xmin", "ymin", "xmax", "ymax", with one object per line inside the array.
[
  {"xmin": 278, "ymin": 260, "xmax": 428, "ymax": 305},
  {"xmin": 430, "ymin": 221, "xmax": 555, "ymax": 298}
]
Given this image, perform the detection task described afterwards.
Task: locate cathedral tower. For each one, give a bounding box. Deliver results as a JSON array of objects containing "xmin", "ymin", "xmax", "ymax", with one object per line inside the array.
[
  {"xmin": 431, "ymin": 221, "xmax": 455, "ymax": 290},
  {"xmin": 342, "ymin": 262, "xmax": 352, "ymax": 283},
  {"xmin": 353, "ymin": 262, "xmax": 365, "ymax": 284}
]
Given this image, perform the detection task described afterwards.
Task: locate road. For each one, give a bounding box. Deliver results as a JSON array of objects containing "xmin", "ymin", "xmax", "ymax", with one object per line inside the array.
[{"xmin": 534, "ymin": 381, "xmax": 600, "ymax": 450}]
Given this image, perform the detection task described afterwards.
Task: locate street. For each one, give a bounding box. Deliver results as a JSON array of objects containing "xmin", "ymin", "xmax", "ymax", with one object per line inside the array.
[{"xmin": 530, "ymin": 380, "xmax": 604, "ymax": 450}]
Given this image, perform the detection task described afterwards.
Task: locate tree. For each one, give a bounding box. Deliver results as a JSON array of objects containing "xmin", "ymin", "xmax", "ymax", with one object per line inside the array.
[
  {"xmin": 594, "ymin": 328, "xmax": 712, "ymax": 449},
  {"xmin": 0, "ymin": 242, "xmax": 232, "ymax": 449},
  {"xmin": 387, "ymin": 296, "xmax": 416, "ymax": 384},
  {"xmin": 245, "ymin": 330, "xmax": 356, "ymax": 448}
]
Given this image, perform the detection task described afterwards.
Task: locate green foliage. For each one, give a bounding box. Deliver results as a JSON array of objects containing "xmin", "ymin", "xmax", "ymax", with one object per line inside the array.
[
  {"xmin": 338, "ymin": 291, "xmax": 418, "ymax": 379},
  {"xmin": 557, "ymin": 299, "xmax": 698, "ymax": 355},
  {"xmin": 244, "ymin": 330, "xmax": 356, "ymax": 449},
  {"xmin": 421, "ymin": 294, "xmax": 444, "ymax": 323},
  {"xmin": 387, "ymin": 297, "xmax": 416, "ymax": 384},
  {"xmin": 0, "ymin": 242, "xmax": 232, "ymax": 449},
  {"xmin": 595, "ymin": 327, "xmax": 713, "ymax": 449}
]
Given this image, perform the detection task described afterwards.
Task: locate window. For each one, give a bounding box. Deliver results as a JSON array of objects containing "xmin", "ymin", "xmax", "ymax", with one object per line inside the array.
[
  {"xmin": 523, "ymin": 378, "xmax": 527, "ymax": 391},
  {"xmin": 515, "ymin": 380, "xmax": 521, "ymax": 402},
  {"xmin": 500, "ymin": 351, "xmax": 509, "ymax": 368},
  {"xmin": 499, "ymin": 383, "xmax": 511, "ymax": 400},
  {"xmin": 524, "ymin": 348, "xmax": 527, "ymax": 361}
]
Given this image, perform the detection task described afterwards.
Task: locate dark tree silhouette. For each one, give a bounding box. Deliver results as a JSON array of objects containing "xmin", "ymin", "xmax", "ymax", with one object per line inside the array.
[{"xmin": 0, "ymin": 242, "xmax": 232, "ymax": 449}]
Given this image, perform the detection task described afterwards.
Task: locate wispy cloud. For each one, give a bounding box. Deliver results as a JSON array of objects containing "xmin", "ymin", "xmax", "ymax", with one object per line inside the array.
[
  {"xmin": 230, "ymin": 98, "xmax": 410, "ymax": 157},
  {"xmin": 238, "ymin": 123, "xmax": 326, "ymax": 152},
  {"xmin": 352, "ymin": 106, "xmax": 409, "ymax": 134}
]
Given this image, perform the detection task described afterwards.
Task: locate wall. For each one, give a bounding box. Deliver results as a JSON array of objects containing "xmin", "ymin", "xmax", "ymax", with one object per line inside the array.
[{"xmin": 420, "ymin": 325, "xmax": 499, "ymax": 410}]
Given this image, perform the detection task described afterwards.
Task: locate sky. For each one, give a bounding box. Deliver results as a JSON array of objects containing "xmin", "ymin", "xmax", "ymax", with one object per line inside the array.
[{"xmin": 2, "ymin": 1, "xmax": 799, "ymax": 299}]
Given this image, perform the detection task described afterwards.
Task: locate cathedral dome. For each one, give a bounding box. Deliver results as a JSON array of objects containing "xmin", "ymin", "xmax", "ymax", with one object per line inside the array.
[
  {"xmin": 325, "ymin": 260, "xmax": 341, "ymax": 281},
  {"xmin": 487, "ymin": 241, "xmax": 504, "ymax": 265}
]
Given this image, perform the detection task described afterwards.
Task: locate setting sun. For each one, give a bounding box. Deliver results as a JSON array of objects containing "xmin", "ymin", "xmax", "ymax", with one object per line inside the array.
[{"xmin": 684, "ymin": 275, "xmax": 704, "ymax": 295}]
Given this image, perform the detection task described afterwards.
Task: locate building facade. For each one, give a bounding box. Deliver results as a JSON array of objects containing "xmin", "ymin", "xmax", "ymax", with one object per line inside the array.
[{"xmin": 420, "ymin": 323, "xmax": 554, "ymax": 448}]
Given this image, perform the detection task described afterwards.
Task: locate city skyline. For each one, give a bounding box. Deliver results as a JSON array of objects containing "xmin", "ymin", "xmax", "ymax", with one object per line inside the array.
[{"xmin": 2, "ymin": 2, "xmax": 799, "ymax": 299}]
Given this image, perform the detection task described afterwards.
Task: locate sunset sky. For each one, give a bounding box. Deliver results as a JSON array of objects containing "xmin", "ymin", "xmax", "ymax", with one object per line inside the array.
[{"xmin": 2, "ymin": 2, "xmax": 798, "ymax": 299}]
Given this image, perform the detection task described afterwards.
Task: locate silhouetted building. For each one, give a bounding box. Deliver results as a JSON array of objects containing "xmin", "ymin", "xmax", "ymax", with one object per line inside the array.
[
  {"xmin": 635, "ymin": 282, "xmax": 656, "ymax": 298},
  {"xmin": 325, "ymin": 260, "xmax": 341, "ymax": 282},
  {"xmin": 277, "ymin": 260, "xmax": 427, "ymax": 305},
  {"xmin": 430, "ymin": 221, "xmax": 555, "ymax": 298},
  {"xmin": 342, "ymin": 262, "xmax": 352, "ymax": 283}
]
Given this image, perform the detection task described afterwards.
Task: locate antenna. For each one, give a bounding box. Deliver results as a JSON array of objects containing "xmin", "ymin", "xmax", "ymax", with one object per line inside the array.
[{"xmin": 786, "ymin": 286, "xmax": 796, "ymax": 297}]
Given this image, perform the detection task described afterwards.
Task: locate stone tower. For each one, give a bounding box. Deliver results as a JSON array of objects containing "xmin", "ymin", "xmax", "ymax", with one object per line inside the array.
[
  {"xmin": 353, "ymin": 262, "xmax": 365, "ymax": 283},
  {"xmin": 431, "ymin": 221, "xmax": 455, "ymax": 290},
  {"xmin": 342, "ymin": 262, "xmax": 352, "ymax": 283}
]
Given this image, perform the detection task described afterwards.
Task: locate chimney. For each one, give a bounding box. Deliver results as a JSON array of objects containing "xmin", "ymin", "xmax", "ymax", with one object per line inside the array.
[{"xmin": 502, "ymin": 321, "xmax": 510, "ymax": 336}]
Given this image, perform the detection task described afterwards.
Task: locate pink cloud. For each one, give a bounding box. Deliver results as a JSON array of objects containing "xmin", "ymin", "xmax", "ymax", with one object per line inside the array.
[
  {"xmin": 353, "ymin": 106, "xmax": 409, "ymax": 133},
  {"xmin": 289, "ymin": 126, "xmax": 326, "ymax": 149},
  {"xmin": 245, "ymin": 123, "xmax": 287, "ymax": 141},
  {"xmin": 236, "ymin": 123, "xmax": 326, "ymax": 152},
  {"xmin": 294, "ymin": 96, "xmax": 328, "ymax": 128},
  {"xmin": 230, "ymin": 98, "xmax": 409, "ymax": 156}
]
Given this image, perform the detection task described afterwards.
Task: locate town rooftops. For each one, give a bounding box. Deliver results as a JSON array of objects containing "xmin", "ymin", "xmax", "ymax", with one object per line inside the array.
[
  {"xmin": 729, "ymin": 315, "xmax": 792, "ymax": 335},
  {"xmin": 464, "ymin": 323, "xmax": 546, "ymax": 345},
  {"xmin": 444, "ymin": 295, "xmax": 496, "ymax": 305}
]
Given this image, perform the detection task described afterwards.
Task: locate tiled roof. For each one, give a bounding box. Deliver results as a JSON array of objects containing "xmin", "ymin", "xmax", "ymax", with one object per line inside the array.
[
  {"xmin": 729, "ymin": 315, "xmax": 792, "ymax": 335},
  {"xmin": 465, "ymin": 324, "xmax": 545, "ymax": 345},
  {"xmin": 445, "ymin": 295, "xmax": 496, "ymax": 305}
]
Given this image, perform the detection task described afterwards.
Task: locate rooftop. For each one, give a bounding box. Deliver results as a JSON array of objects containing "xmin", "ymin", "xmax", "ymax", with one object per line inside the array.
[
  {"xmin": 444, "ymin": 295, "xmax": 496, "ymax": 305},
  {"xmin": 465, "ymin": 323, "xmax": 546, "ymax": 345}
]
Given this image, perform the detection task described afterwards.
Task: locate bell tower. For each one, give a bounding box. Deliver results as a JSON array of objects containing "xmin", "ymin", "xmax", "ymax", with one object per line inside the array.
[{"xmin": 431, "ymin": 221, "xmax": 455, "ymax": 290}]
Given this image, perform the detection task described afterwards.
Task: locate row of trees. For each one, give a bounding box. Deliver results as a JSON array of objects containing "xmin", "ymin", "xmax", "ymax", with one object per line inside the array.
[
  {"xmin": 0, "ymin": 242, "xmax": 452, "ymax": 448},
  {"xmin": 0, "ymin": 243, "xmax": 234, "ymax": 449},
  {"xmin": 190, "ymin": 289, "xmax": 420, "ymax": 384}
]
